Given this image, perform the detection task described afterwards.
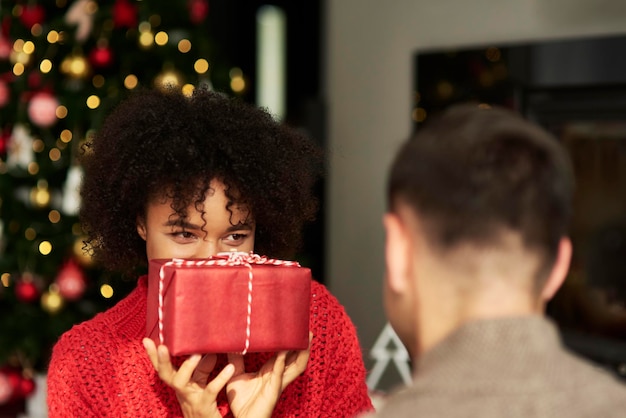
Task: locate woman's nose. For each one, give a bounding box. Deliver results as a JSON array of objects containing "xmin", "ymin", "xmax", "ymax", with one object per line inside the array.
[{"xmin": 195, "ymin": 240, "xmax": 218, "ymax": 259}]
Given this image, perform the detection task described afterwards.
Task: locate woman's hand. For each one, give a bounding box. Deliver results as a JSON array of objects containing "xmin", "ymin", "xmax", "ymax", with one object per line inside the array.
[
  {"xmin": 143, "ymin": 338, "xmax": 235, "ymax": 418},
  {"xmin": 226, "ymin": 333, "xmax": 313, "ymax": 418}
]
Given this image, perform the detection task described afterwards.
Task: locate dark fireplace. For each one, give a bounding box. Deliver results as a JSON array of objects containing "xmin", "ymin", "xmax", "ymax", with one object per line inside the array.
[{"xmin": 415, "ymin": 34, "xmax": 626, "ymax": 380}]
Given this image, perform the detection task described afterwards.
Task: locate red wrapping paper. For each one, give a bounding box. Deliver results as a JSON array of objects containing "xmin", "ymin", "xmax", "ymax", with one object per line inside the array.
[{"xmin": 146, "ymin": 253, "xmax": 311, "ymax": 356}]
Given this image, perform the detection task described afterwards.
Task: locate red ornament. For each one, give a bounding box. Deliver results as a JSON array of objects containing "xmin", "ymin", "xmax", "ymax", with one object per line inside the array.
[
  {"xmin": 0, "ymin": 37, "xmax": 10, "ymax": 60},
  {"xmin": 0, "ymin": 129, "xmax": 10, "ymax": 155},
  {"xmin": 18, "ymin": 377, "xmax": 35, "ymax": 398},
  {"xmin": 113, "ymin": 0, "xmax": 138, "ymax": 28},
  {"xmin": 27, "ymin": 71, "xmax": 42, "ymax": 90},
  {"xmin": 0, "ymin": 369, "xmax": 13, "ymax": 404},
  {"xmin": 0, "ymin": 80, "xmax": 8, "ymax": 107},
  {"xmin": 188, "ymin": 0, "xmax": 209, "ymax": 24},
  {"xmin": 28, "ymin": 92, "xmax": 59, "ymax": 128},
  {"xmin": 19, "ymin": 5, "xmax": 46, "ymax": 29},
  {"xmin": 89, "ymin": 45, "xmax": 114, "ymax": 68},
  {"xmin": 15, "ymin": 279, "xmax": 39, "ymax": 303},
  {"xmin": 55, "ymin": 260, "xmax": 87, "ymax": 301}
]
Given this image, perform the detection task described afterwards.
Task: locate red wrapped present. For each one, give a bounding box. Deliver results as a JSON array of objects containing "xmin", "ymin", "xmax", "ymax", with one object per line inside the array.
[{"xmin": 146, "ymin": 252, "xmax": 311, "ymax": 356}]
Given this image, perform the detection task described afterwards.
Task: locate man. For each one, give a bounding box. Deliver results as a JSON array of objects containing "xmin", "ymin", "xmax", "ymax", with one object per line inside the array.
[{"xmin": 370, "ymin": 104, "xmax": 626, "ymax": 417}]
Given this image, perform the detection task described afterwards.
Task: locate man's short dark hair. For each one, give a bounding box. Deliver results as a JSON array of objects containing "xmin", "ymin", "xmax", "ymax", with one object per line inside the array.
[{"xmin": 387, "ymin": 103, "xmax": 574, "ymax": 270}]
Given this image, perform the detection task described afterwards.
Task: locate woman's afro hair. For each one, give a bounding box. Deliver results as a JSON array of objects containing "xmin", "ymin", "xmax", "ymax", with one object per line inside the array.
[{"xmin": 79, "ymin": 87, "xmax": 323, "ymax": 274}]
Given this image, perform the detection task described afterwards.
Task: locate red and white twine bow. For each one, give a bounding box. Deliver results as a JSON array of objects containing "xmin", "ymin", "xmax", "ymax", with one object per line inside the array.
[{"xmin": 158, "ymin": 251, "xmax": 300, "ymax": 355}]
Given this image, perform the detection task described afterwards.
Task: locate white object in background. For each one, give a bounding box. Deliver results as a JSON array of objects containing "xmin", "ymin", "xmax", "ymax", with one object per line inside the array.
[
  {"xmin": 7, "ymin": 124, "xmax": 35, "ymax": 170},
  {"xmin": 20, "ymin": 373, "xmax": 48, "ymax": 418},
  {"xmin": 256, "ymin": 5, "xmax": 286, "ymax": 120},
  {"xmin": 62, "ymin": 165, "xmax": 83, "ymax": 216},
  {"xmin": 367, "ymin": 323, "xmax": 412, "ymax": 391}
]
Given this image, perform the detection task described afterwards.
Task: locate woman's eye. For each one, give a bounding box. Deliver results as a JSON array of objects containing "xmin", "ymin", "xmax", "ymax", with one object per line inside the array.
[
  {"xmin": 171, "ymin": 230, "xmax": 196, "ymax": 240},
  {"xmin": 225, "ymin": 233, "xmax": 248, "ymax": 243}
]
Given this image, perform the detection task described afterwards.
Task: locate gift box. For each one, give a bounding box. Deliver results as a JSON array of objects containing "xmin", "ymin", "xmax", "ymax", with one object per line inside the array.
[{"xmin": 146, "ymin": 252, "xmax": 311, "ymax": 356}]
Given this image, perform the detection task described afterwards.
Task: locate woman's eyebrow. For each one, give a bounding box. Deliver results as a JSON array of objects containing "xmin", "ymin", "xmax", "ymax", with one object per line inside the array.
[
  {"xmin": 225, "ymin": 223, "xmax": 253, "ymax": 232},
  {"xmin": 162, "ymin": 219, "xmax": 202, "ymax": 230}
]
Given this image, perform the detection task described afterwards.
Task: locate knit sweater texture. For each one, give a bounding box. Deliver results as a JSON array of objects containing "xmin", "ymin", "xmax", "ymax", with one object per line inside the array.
[{"xmin": 47, "ymin": 276, "xmax": 373, "ymax": 417}]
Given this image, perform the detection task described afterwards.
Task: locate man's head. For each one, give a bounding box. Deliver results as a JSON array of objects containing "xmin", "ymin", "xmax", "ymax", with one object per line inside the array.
[{"xmin": 383, "ymin": 104, "xmax": 574, "ymax": 357}]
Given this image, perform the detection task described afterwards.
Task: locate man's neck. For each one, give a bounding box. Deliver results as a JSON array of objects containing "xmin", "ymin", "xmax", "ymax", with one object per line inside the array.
[{"xmin": 412, "ymin": 253, "xmax": 546, "ymax": 360}]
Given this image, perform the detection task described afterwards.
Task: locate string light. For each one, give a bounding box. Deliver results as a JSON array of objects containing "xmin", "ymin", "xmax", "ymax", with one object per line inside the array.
[
  {"xmin": 229, "ymin": 68, "xmax": 245, "ymax": 93},
  {"xmin": 485, "ymin": 47, "xmax": 501, "ymax": 62},
  {"xmin": 194, "ymin": 59, "xmax": 209, "ymax": 74},
  {"xmin": 100, "ymin": 284, "xmax": 114, "ymax": 298},
  {"xmin": 13, "ymin": 39, "xmax": 25, "ymax": 52},
  {"xmin": 28, "ymin": 162, "xmax": 39, "ymax": 175},
  {"xmin": 49, "ymin": 148, "xmax": 61, "ymax": 162},
  {"xmin": 41, "ymin": 285, "xmax": 64, "ymax": 313},
  {"xmin": 40, "ymin": 59, "xmax": 53, "ymax": 73},
  {"xmin": 60, "ymin": 129, "xmax": 72, "ymax": 143},
  {"xmin": 92, "ymin": 74, "xmax": 105, "ymax": 88},
  {"xmin": 139, "ymin": 29, "xmax": 154, "ymax": 48},
  {"xmin": 13, "ymin": 63, "xmax": 25, "ymax": 76},
  {"xmin": 56, "ymin": 105, "xmax": 68, "ymax": 119},
  {"xmin": 124, "ymin": 74, "xmax": 138, "ymax": 89},
  {"xmin": 155, "ymin": 70, "xmax": 182, "ymax": 89},
  {"xmin": 24, "ymin": 227, "xmax": 36, "ymax": 240},
  {"xmin": 32, "ymin": 139, "xmax": 45, "ymax": 152},
  {"xmin": 178, "ymin": 39, "xmax": 191, "ymax": 53},
  {"xmin": 39, "ymin": 241, "xmax": 52, "ymax": 255},
  {"xmin": 412, "ymin": 107, "xmax": 427, "ymax": 123},
  {"xmin": 155, "ymin": 31, "xmax": 168, "ymax": 46},
  {"xmin": 49, "ymin": 210, "xmax": 61, "ymax": 223},
  {"xmin": 31, "ymin": 180, "xmax": 51, "ymax": 207},
  {"xmin": 47, "ymin": 30, "xmax": 60, "ymax": 44},
  {"xmin": 22, "ymin": 41, "xmax": 35, "ymax": 54},
  {"xmin": 86, "ymin": 95, "xmax": 100, "ymax": 109},
  {"xmin": 182, "ymin": 84, "xmax": 195, "ymax": 97},
  {"xmin": 31, "ymin": 24, "xmax": 43, "ymax": 37},
  {"xmin": 1, "ymin": 273, "xmax": 10, "ymax": 287}
]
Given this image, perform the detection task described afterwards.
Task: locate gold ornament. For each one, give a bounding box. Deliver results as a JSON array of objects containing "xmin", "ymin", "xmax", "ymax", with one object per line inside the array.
[
  {"xmin": 41, "ymin": 285, "xmax": 64, "ymax": 314},
  {"xmin": 73, "ymin": 236, "xmax": 94, "ymax": 266},
  {"xmin": 60, "ymin": 53, "xmax": 90, "ymax": 79},
  {"xmin": 30, "ymin": 181, "xmax": 50, "ymax": 208},
  {"xmin": 154, "ymin": 69, "xmax": 183, "ymax": 90}
]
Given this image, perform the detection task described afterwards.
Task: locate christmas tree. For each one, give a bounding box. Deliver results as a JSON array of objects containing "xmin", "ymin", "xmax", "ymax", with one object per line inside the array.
[{"xmin": 0, "ymin": 0, "xmax": 242, "ymax": 406}]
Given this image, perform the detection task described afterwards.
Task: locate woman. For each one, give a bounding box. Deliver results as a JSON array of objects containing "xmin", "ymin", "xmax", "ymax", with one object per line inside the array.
[{"xmin": 46, "ymin": 88, "xmax": 373, "ymax": 417}]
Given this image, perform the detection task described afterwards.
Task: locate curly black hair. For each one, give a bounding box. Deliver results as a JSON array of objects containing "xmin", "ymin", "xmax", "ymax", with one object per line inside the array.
[{"xmin": 79, "ymin": 87, "xmax": 323, "ymax": 274}]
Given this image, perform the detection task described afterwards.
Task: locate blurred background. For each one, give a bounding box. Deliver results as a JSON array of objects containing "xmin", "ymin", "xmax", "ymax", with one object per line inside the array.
[{"xmin": 3, "ymin": 0, "xmax": 626, "ymax": 416}]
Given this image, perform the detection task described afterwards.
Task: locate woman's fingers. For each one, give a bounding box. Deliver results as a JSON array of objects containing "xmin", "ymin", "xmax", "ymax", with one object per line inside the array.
[
  {"xmin": 226, "ymin": 352, "xmax": 246, "ymax": 376},
  {"xmin": 191, "ymin": 353, "xmax": 218, "ymax": 384},
  {"xmin": 144, "ymin": 338, "xmax": 207, "ymax": 389},
  {"xmin": 143, "ymin": 338, "xmax": 159, "ymax": 369},
  {"xmin": 172, "ymin": 353, "xmax": 201, "ymax": 388},
  {"xmin": 143, "ymin": 338, "xmax": 181, "ymax": 384},
  {"xmin": 272, "ymin": 351, "xmax": 287, "ymax": 375},
  {"xmin": 281, "ymin": 349, "xmax": 310, "ymax": 388},
  {"xmin": 207, "ymin": 363, "xmax": 236, "ymax": 393},
  {"xmin": 281, "ymin": 332, "xmax": 313, "ymax": 389}
]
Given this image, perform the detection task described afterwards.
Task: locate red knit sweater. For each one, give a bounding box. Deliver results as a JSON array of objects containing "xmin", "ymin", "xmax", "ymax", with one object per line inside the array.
[{"xmin": 47, "ymin": 276, "xmax": 373, "ymax": 417}]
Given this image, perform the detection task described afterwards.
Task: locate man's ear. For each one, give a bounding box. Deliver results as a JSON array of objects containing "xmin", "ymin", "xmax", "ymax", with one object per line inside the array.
[
  {"xmin": 383, "ymin": 212, "xmax": 413, "ymax": 294},
  {"xmin": 541, "ymin": 237, "xmax": 572, "ymax": 301},
  {"xmin": 136, "ymin": 217, "xmax": 147, "ymax": 241}
]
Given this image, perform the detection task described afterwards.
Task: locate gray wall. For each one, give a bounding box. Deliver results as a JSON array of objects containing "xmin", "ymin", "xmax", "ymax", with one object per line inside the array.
[{"xmin": 324, "ymin": 0, "xmax": 626, "ymax": 388}]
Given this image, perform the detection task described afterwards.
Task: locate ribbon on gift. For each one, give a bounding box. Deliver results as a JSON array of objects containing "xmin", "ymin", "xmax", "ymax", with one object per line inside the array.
[{"xmin": 158, "ymin": 251, "xmax": 301, "ymax": 355}]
